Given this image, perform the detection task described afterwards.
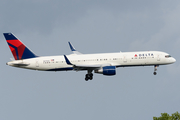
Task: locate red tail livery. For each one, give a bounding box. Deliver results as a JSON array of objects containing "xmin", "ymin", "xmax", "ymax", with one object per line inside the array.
[{"xmin": 3, "ymin": 33, "xmax": 37, "ymax": 60}]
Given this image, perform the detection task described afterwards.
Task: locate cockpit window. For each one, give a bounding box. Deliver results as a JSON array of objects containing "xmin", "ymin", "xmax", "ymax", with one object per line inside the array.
[{"xmin": 165, "ymin": 55, "xmax": 171, "ymax": 58}]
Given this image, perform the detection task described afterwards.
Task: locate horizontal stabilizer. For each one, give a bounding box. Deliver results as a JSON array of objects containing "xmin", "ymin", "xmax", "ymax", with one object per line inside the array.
[{"xmin": 6, "ymin": 62, "xmax": 30, "ymax": 67}]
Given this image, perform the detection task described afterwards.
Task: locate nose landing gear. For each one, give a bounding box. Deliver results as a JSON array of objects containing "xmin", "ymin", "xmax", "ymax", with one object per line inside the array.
[{"xmin": 153, "ymin": 65, "xmax": 158, "ymax": 75}]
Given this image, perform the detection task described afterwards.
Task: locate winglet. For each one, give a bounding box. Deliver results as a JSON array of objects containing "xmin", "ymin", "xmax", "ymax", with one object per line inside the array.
[
  {"xmin": 64, "ymin": 55, "xmax": 73, "ymax": 65},
  {"xmin": 68, "ymin": 42, "xmax": 82, "ymax": 54},
  {"xmin": 68, "ymin": 42, "xmax": 76, "ymax": 51}
]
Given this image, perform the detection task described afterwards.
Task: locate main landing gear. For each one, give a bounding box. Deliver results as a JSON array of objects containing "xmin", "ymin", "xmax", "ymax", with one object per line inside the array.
[
  {"xmin": 85, "ymin": 70, "xmax": 93, "ymax": 81},
  {"xmin": 153, "ymin": 65, "xmax": 158, "ymax": 75}
]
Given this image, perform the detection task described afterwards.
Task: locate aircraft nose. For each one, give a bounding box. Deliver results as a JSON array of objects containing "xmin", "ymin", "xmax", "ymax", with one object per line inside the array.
[
  {"xmin": 172, "ymin": 58, "xmax": 176, "ymax": 63},
  {"xmin": 170, "ymin": 58, "xmax": 176, "ymax": 63}
]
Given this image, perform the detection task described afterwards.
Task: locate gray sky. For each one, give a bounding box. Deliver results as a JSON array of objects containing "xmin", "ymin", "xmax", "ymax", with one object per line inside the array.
[{"xmin": 0, "ymin": 0, "xmax": 180, "ymax": 120}]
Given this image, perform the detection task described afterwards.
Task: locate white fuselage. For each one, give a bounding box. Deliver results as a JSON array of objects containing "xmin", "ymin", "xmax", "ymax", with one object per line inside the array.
[{"xmin": 7, "ymin": 51, "xmax": 176, "ymax": 71}]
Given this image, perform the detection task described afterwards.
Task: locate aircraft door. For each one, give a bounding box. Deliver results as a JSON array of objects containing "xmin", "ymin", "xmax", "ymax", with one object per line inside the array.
[
  {"xmin": 123, "ymin": 56, "xmax": 127, "ymax": 62},
  {"xmin": 157, "ymin": 55, "xmax": 161, "ymax": 61}
]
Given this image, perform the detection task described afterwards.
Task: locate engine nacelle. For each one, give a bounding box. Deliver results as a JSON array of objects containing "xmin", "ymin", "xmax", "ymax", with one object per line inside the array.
[{"xmin": 94, "ymin": 66, "xmax": 116, "ymax": 76}]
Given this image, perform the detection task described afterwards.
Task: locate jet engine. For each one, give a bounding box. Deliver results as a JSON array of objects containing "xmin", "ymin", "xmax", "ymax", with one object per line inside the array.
[{"xmin": 94, "ymin": 66, "xmax": 116, "ymax": 75}]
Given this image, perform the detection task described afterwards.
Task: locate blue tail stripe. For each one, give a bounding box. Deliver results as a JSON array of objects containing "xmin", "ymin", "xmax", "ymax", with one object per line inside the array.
[
  {"xmin": 21, "ymin": 47, "xmax": 37, "ymax": 59},
  {"xmin": 3, "ymin": 33, "xmax": 18, "ymax": 40}
]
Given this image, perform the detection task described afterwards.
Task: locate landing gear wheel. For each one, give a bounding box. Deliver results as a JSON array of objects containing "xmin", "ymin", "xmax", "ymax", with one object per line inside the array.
[
  {"xmin": 85, "ymin": 73, "xmax": 93, "ymax": 81},
  {"xmin": 85, "ymin": 77, "xmax": 89, "ymax": 81},
  {"xmin": 89, "ymin": 73, "xmax": 93, "ymax": 80},
  {"xmin": 153, "ymin": 72, "xmax": 157, "ymax": 75},
  {"xmin": 90, "ymin": 76, "xmax": 93, "ymax": 80},
  {"xmin": 85, "ymin": 74, "xmax": 89, "ymax": 81}
]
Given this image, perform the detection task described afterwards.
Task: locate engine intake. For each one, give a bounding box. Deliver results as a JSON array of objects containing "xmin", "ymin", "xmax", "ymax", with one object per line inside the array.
[{"xmin": 95, "ymin": 66, "xmax": 116, "ymax": 75}]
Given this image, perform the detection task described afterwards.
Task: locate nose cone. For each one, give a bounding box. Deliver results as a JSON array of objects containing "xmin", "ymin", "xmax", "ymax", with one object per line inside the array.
[
  {"xmin": 173, "ymin": 58, "xmax": 176, "ymax": 63},
  {"xmin": 6, "ymin": 62, "xmax": 13, "ymax": 66},
  {"xmin": 171, "ymin": 58, "xmax": 176, "ymax": 63},
  {"xmin": 6, "ymin": 62, "xmax": 11, "ymax": 66}
]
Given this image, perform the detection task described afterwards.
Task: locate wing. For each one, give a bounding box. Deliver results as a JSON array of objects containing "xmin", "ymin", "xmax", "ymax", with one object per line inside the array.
[
  {"xmin": 68, "ymin": 42, "xmax": 82, "ymax": 55},
  {"xmin": 64, "ymin": 55, "xmax": 111, "ymax": 70}
]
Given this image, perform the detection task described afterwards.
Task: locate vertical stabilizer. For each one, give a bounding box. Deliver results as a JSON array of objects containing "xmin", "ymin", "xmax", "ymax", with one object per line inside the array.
[{"xmin": 3, "ymin": 33, "xmax": 37, "ymax": 60}]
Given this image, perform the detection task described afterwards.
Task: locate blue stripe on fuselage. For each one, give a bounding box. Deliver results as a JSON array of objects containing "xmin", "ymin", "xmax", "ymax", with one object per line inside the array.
[{"xmin": 46, "ymin": 67, "xmax": 73, "ymax": 71}]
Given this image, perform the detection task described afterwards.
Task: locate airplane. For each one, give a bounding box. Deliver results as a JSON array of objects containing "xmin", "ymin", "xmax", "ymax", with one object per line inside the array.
[{"xmin": 3, "ymin": 33, "xmax": 176, "ymax": 81}]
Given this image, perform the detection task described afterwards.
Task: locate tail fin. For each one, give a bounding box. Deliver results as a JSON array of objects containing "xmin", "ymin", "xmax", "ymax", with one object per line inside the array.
[{"xmin": 3, "ymin": 33, "xmax": 37, "ymax": 60}]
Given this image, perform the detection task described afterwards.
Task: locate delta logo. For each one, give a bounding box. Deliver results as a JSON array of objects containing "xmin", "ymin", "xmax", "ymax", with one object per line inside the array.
[{"xmin": 134, "ymin": 53, "xmax": 154, "ymax": 57}]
